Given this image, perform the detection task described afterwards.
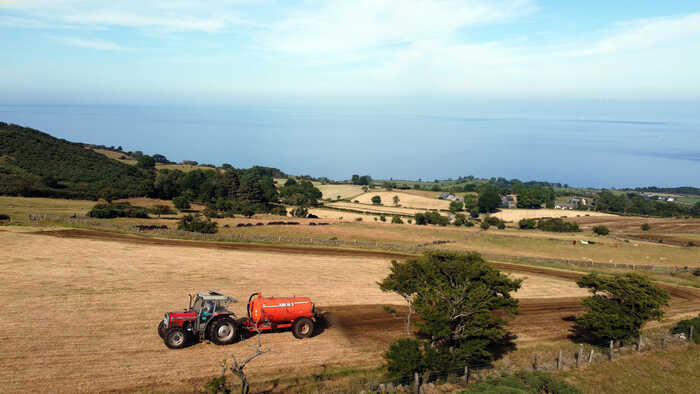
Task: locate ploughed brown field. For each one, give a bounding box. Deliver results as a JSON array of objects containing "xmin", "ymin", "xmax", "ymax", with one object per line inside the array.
[{"xmin": 1, "ymin": 228, "xmax": 698, "ymax": 393}]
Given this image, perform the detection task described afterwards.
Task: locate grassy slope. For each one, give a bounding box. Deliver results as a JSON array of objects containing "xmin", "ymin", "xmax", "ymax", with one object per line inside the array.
[{"xmin": 563, "ymin": 345, "xmax": 700, "ymax": 394}]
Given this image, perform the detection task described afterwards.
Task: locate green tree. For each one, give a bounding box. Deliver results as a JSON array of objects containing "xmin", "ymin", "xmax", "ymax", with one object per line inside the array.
[
  {"xmin": 173, "ymin": 196, "xmax": 190, "ymax": 210},
  {"xmin": 380, "ymin": 215, "xmax": 386, "ymax": 222},
  {"xmin": 177, "ymin": 214, "xmax": 218, "ymax": 234},
  {"xmin": 576, "ymin": 273, "xmax": 670, "ymax": 342},
  {"xmin": 380, "ymin": 252, "xmax": 521, "ymax": 375},
  {"xmin": 393, "ymin": 195, "xmax": 400, "ymax": 206},
  {"xmin": 691, "ymin": 202, "xmax": 700, "ymax": 217},
  {"xmin": 391, "ymin": 216, "xmax": 404, "ymax": 224},
  {"xmin": 592, "ymin": 225, "xmax": 610, "ymax": 236},
  {"xmin": 371, "ymin": 195, "xmax": 382, "ymax": 205},
  {"xmin": 449, "ymin": 201, "xmax": 464, "ymax": 212},
  {"xmin": 150, "ymin": 204, "xmax": 174, "ymax": 217},
  {"xmin": 478, "ymin": 187, "xmax": 501, "ymax": 213},
  {"xmin": 641, "ymin": 223, "xmax": 650, "ymax": 231},
  {"xmin": 464, "ymin": 194, "xmax": 478, "ymax": 213},
  {"xmin": 136, "ymin": 155, "xmax": 156, "ymax": 170}
]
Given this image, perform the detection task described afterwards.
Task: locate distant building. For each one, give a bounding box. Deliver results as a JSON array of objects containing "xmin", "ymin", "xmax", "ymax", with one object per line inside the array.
[
  {"xmin": 569, "ymin": 197, "xmax": 588, "ymax": 206},
  {"xmin": 555, "ymin": 203, "xmax": 575, "ymax": 210},
  {"xmin": 438, "ymin": 192, "xmax": 451, "ymax": 200},
  {"xmin": 501, "ymin": 194, "xmax": 518, "ymax": 209}
]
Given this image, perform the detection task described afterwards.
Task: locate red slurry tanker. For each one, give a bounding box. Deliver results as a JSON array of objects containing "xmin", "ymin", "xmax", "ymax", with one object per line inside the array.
[{"xmin": 158, "ymin": 291, "xmax": 318, "ymax": 349}]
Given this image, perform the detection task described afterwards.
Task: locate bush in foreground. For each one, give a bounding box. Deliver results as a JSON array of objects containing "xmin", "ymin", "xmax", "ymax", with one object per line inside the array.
[
  {"xmin": 391, "ymin": 216, "xmax": 404, "ymax": 224},
  {"xmin": 177, "ymin": 214, "xmax": 218, "ymax": 234},
  {"xmin": 641, "ymin": 223, "xmax": 650, "ymax": 231}
]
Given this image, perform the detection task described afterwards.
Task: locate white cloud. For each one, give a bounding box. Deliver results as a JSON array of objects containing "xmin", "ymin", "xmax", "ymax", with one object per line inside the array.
[
  {"xmin": 262, "ymin": 0, "xmax": 535, "ymax": 53},
  {"xmin": 567, "ymin": 13, "xmax": 700, "ymax": 56},
  {"xmin": 1, "ymin": 0, "xmax": 253, "ymax": 32},
  {"xmin": 51, "ymin": 36, "xmax": 126, "ymax": 51}
]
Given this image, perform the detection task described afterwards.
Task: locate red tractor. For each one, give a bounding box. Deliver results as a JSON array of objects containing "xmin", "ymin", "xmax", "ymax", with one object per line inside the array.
[{"xmin": 158, "ymin": 290, "xmax": 318, "ymax": 349}]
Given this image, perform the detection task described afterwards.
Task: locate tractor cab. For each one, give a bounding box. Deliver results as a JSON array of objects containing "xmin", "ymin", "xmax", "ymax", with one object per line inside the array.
[{"xmin": 188, "ymin": 291, "xmax": 235, "ymax": 323}]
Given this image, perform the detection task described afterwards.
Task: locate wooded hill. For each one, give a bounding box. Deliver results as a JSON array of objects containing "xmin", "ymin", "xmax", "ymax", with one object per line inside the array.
[{"xmin": 0, "ymin": 122, "xmax": 152, "ymax": 199}]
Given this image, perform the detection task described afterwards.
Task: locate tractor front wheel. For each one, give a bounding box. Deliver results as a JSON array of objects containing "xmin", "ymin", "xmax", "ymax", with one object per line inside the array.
[
  {"xmin": 164, "ymin": 327, "xmax": 188, "ymax": 349},
  {"xmin": 292, "ymin": 317, "xmax": 314, "ymax": 339},
  {"xmin": 157, "ymin": 321, "xmax": 167, "ymax": 339},
  {"xmin": 208, "ymin": 318, "xmax": 237, "ymax": 345}
]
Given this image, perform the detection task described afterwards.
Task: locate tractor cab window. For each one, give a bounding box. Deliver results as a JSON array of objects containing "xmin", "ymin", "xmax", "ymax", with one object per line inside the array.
[{"xmin": 190, "ymin": 297, "xmax": 202, "ymax": 312}]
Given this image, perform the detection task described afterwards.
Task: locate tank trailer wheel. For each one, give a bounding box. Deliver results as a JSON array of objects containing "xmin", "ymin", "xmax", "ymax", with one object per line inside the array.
[
  {"xmin": 164, "ymin": 327, "xmax": 188, "ymax": 349},
  {"xmin": 157, "ymin": 321, "xmax": 167, "ymax": 339},
  {"xmin": 208, "ymin": 317, "xmax": 237, "ymax": 345},
  {"xmin": 292, "ymin": 317, "xmax": 314, "ymax": 339}
]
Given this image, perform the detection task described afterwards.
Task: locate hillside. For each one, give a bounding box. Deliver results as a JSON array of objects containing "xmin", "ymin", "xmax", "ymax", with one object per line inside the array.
[{"xmin": 0, "ymin": 122, "xmax": 152, "ymax": 199}]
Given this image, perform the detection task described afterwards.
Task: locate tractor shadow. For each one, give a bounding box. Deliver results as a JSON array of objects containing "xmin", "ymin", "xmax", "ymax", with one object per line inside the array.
[{"xmin": 237, "ymin": 311, "xmax": 332, "ymax": 341}]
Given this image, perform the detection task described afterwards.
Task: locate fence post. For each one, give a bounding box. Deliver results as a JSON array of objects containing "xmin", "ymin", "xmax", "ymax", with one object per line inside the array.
[
  {"xmin": 557, "ymin": 349, "xmax": 563, "ymax": 370},
  {"xmin": 637, "ymin": 334, "xmax": 642, "ymax": 351},
  {"xmin": 414, "ymin": 372, "xmax": 420, "ymax": 394},
  {"xmin": 588, "ymin": 349, "xmax": 594, "ymax": 363},
  {"xmin": 660, "ymin": 337, "xmax": 665, "ymax": 349},
  {"xmin": 609, "ymin": 340, "xmax": 614, "ymax": 360},
  {"xmin": 533, "ymin": 353, "xmax": 538, "ymax": 371},
  {"xmin": 464, "ymin": 366, "xmax": 469, "ymax": 385},
  {"xmin": 577, "ymin": 344, "xmax": 583, "ymax": 368},
  {"xmin": 690, "ymin": 326, "xmax": 695, "ymax": 343}
]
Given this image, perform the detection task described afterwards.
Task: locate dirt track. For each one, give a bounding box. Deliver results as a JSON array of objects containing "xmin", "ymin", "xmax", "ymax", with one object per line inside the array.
[{"xmin": 1, "ymin": 228, "xmax": 698, "ymax": 393}]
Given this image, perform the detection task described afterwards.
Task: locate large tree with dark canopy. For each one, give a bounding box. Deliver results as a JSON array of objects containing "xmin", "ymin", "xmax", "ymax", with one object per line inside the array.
[
  {"xmin": 576, "ymin": 273, "xmax": 670, "ymax": 343},
  {"xmin": 380, "ymin": 251, "xmax": 521, "ymax": 379}
]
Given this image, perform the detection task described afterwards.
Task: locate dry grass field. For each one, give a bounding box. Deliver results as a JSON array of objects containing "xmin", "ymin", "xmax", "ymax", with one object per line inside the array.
[
  {"xmin": 492, "ymin": 209, "xmax": 614, "ymax": 222},
  {"xmin": 315, "ymin": 184, "xmax": 366, "ymax": 200},
  {"xmin": 325, "ymin": 201, "xmax": 427, "ymax": 216},
  {"xmin": 5, "ymin": 228, "xmax": 694, "ymax": 392},
  {"xmin": 353, "ymin": 192, "xmax": 451, "ymax": 210}
]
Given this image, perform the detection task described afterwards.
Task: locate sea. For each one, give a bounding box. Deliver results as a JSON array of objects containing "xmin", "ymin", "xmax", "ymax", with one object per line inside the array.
[{"xmin": 1, "ymin": 102, "xmax": 699, "ymax": 188}]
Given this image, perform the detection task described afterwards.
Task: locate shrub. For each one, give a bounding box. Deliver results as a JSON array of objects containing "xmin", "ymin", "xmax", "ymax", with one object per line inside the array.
[
  {"xmin": 150, "ymin": 204, "xmax": 175, "ymax": 217},
  {"xmin": 672, "ymin": 317, "xmax": 700, "ymax": 344},
  {"xmin": 355, "ymin": 217, "xmax": 362, "ymax": 221},
  {"xmin": 407, "ymin": 219, "xmax": 412, "ymax": 224},
  {"xmin": 269, "ymin": 205, "xmax": 287, "ymax": 216},
  {"xmin": 449, "ymin": 201, "xmax": 463, "ymax": 212},
  {"xmin": 480, "ymin": 221, "xmax": 490, "ymax": 230},
  {"xmin": 497, "ymin": 222, "xmax": 506, "ymax": 229},
  {"xmin": 173, "ymin": 196, "xmax": 190, "ymax": 210},
  {"xmin": 88, "ymin": 203, "xmax": 149, "ymax": 219},
  {"xmin": 371, "ymin": 195, "xmax": 382, "ymax": 205},
  {"xmin": 391, "ymin": 216, "xmax": 403, "ymax": 224},
  {"xmin": 414, "ymin": 211, "xmax": 449, "ymax": 226},
  {"xmin": 485, "ymin": 216, "xmax": 500, "ymax": 225},
  {"xmin": 384, "ymin": 338, "xmax": 426, "ymax": 384},
  {"xmin": 291, "ymin": 206, "xmax": 308, "ymax": 218},
  {"xmin": 641, "ymin": 223, "xmax": 650, "ymax": 231},
  {"xmin": 536, "ymin": 218, "xmax": 580, "ymax": 232},
  {"xmin": 380, "ymin": 215, "xmax": 386, "ymax": 222},
  {"xmin": 453, "ymin": 213, "xmax": 468, "ymax": 227},
  {"xmin": 177, "ymin": 214, "xmax": 218, "ymax": 233},
  {"xmin": 0, "ymin": 214, "xmax": 10, "ymax": 222},
  {"xmin": 519, "ymin": 218, "xmax": 537, "ymax": 229},
  {"xmin": 592, "ymin": 225, "xmax": 610, "ymax": 236}
]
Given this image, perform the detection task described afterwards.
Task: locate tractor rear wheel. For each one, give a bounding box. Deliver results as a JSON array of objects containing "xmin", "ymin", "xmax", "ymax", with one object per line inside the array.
[
  {"xmin": 208, "ymin": 317, "xmax": 237, "ymax": 345},
  {"xmin": 164, "ymin": 327, "xmax": 188, "ymax": 349},
  {"xmin": 292, "ymin": 317, "xmax": 314, "ymax": 339},
  {"xmin": 157, "ymin": 321, "xmax": 167, "ymax": 339}
]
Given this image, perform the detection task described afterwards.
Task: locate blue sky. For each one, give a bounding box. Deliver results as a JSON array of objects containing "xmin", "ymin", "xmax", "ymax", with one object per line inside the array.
[{"xmin": 2, "ymin": 0, "xmax": 700, "ymax": 105}]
